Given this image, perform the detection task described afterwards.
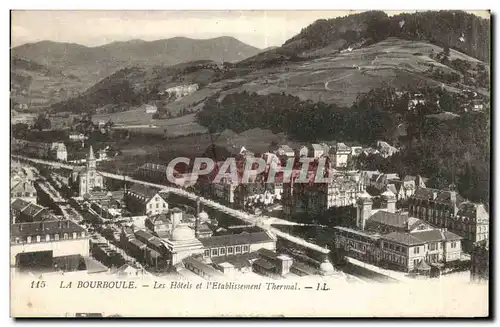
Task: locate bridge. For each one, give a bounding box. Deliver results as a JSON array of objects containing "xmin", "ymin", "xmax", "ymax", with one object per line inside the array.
[{"xmin": 12, "ymin": 155, "xmax": 330, "ymax": 255}]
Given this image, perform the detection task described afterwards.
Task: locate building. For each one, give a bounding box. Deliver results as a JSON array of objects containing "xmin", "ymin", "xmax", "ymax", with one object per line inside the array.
[
  {"xmin": 10, "ymin": 220, "xmax": 90, "ymax": 270},
  {"xmin": 69, "ymin": 133, "xmax": 87, "ymax": 141},
  {"xmin": 234, "ymin": 182, "xmax": 276, "ymax": 211},
  {"xmin": 199, "ymin": 231, "xmax": 276, "ymax": 260},
  {"xmin": 11, "ymin": 180, "xmax": 37, "ymax": 204},
  {"xmin": 283, "ymin": 173, "xmax": 365, "ymax": 216},
  {"xmin": 71, "ymin": 146, "xmax": 105, "ymax": 197},
  {"xmin": 470, "ymin": 239, "xmax": 489, "ymax": 282},
  {"xmin": 331, "ymin": 143, "xmax": 351, "ymax": 168},
  {"xmin": 368, "ymin": 173, "xmax": 400, "ymax": 191},
  {"xmin": 335, "ymin": 188, "xmax": 464, "ymax": 272},
  {"xmin": 275, "ymin": 145, "xmax": 295, "ymax": 157},
  {"xmin": 309, "ymin": 143, "xmax": 329, "ymax": 159},
  {"xmin": 408, "ymin": 93, "xmax": 426, "ymax": 111},
  {"xmin": 408, "ymin": 188, "xmax": 489, "ymax": 251},
  {"xmin": 10, "ymin": 198, "xmax": 55, "ymax": 224},
  {"xmin": 50, "ymin": 142, "xmax": 68, "ymax": 161},
  {"xmin": 387, "ymin": 175, "xmax": 426, "ymax": 201},
  {"xmin": 143, "ymin": 104, "xmax": 158, "ymax": 114},
  {"xmin": 334, "ymin": 225, "xmax": 462, "ymax": 273},
  {"xmin": 125, "ymin": 185, "xmax": 169, "ymax": 216},
  {"xmin": 376, "ymin": 141, "xmax": 399, "ymax": 158}
]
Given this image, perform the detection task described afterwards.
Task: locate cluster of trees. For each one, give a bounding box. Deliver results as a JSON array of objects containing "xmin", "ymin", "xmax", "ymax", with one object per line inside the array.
[
  {"xmin": 283, "ymin": 10, "xmax": 490, "ymax": 62},
  {"xmin": 197, "ymin": 90, "xmax": 402, "ymax": 143},
  {"xmin": 33, "ymin": 113, "xmax": 52, "ymax": 131}
]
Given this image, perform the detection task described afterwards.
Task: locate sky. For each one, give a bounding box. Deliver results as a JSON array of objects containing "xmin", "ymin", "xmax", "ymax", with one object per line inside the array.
[{"xmin": 11, "ymin": 10, "xmax": 491, "ymax": 49}]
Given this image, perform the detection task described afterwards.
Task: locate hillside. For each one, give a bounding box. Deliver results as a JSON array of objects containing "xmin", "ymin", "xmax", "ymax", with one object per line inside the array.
[
  {"xmin": 10, "ymin": 36, "xmax": 261, "ymax": 108},
  {"xmin": 241, "ymin": 10, "xmax": 490, "ymax": 67},
  {"xmin": 10, "ymin": 56, "xmax": 83, "ymax": 110}
]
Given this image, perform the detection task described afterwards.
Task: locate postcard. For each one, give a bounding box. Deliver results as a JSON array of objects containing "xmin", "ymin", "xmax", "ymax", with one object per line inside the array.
[{"xmin": 10, "ymin": 9, "xmax": 490, "ymax": 317}]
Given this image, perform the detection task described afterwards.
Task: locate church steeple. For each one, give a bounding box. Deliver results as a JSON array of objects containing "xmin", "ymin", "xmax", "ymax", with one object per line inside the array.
[
  {"xmin": 88, "ymin": 145, "xmax": 95, "ymax": 160},
  {"xmin": 87, "ymin": 145, "xmax": 96, "ymax": 169}
]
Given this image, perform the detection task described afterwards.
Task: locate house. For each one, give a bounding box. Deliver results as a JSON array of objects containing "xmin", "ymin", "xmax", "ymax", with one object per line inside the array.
[
  {"xmin": 275, "ymin": 145, "xmax": 295, "ymax": 157},
  {"xmin": 69, "ymin": 133, "xmax": 87, "ymax": 141},
  {"xmin": 10, "ymin": 198, "xmax": 55, "ymax": 224},
  {"xmin": 309, "ymin": 143, "xmax": 328, "ymax": 159},
  {"xmin": 376, "ymin": 141, "xmax": 399, "ymax": 158},
  {"xmin": 143, "ymin": 104, "xmax": 158, "ymax": 114},
  {"xmin": 369, "ymin": 173, "xmax": 400, "ymax": 191},
  {"xmin": 50, "ymin": 142, "xmax": 68, "ymax": 161},
  {"xmin": 11, "ymin": 180, "xmax": 37, "ymax": 204},
  {"xmin": 125, "ymin": 184, "xmax": 168, "ymax": 216},
  {"xmin": 331, "ymin": 143, "xmax": 351, "ymax": 168},
  {"xmin": 471, "ymin": 99, "xmax": 485, "ymax": 112},
  {"xmin": 408, "ymin": 93, "xmax": 426, "ymax": 111}
]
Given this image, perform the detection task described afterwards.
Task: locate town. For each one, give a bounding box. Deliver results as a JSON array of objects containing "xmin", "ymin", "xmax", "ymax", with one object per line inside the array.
[
  {"xmin": 10, "ymin": 129, "xmax": 489, "ymax": 283},
  {"xmin": 10, "ymin": 11, "xmax": 490, "ymax": 318}
]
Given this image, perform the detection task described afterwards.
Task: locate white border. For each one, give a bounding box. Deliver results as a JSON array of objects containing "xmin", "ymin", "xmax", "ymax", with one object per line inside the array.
[{"xmin": 2, "ymin": 1, "xmax": 498, "ymax": 325}]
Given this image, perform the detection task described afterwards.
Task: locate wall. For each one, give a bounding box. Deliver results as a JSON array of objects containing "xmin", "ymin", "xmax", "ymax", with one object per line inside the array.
[
  {"xmin": 250, "ymin": 241, "xmax": 276, "ymax": 253},
  {"xmin": 10, "ymin": 238, "xmax": 90, "ymax": 266}
]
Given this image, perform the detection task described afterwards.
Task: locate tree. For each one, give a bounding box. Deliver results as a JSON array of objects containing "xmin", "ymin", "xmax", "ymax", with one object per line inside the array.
[{"xmin": 33, "ymin": 114, "xmax": 51, "ymax": 131}]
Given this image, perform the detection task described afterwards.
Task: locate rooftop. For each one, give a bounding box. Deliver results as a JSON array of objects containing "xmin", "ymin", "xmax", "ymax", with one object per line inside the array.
[
  {"xmin": 11, "ymin": 220, "xmax": 85, "ymax": 239},
  {"xmin": 200, "ymin": 231, "xmax": 274, "ymax": 249}
]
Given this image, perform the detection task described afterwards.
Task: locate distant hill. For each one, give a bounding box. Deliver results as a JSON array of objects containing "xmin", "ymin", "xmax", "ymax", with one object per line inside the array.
[
  {"xmin": 12, "ymin": 36, "xmax": 261, "ymax": 69},
  {"xmin": 10, "ymin": 36, "xmax": 261, "ymax": 108}
]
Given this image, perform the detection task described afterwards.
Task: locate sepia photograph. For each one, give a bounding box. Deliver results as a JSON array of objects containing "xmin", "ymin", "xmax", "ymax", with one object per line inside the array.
[{"xmin": 9, "ymin": 8, "xmax": 491, "ymax": 318}]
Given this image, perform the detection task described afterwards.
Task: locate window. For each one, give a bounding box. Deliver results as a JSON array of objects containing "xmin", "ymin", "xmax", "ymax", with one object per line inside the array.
[
  {"xmin": 227, "ymin": 247, "xmax": 233, "ymax": 254},
  {"xmin": 36, "ymin": 235, "xmax": 41, "ymax": 242},
  {"xmin": 55, "ymin": 234, "xmax": 59, "ymax": 240},
  {"xmin": 451, "ymin": 242, "xmax": 457, "ymax": 248},
  {"xmin": 46, "ymin": 234, "xmax": 50, "ymax": 242},
  {"xmin": 163, "ymin": 203, "xmax": 166, "ymax": 208},
  {"xmin": 211, "ymin": 249, "xmax": 218, "ymax": 256},
  {"xmin": 15, "ymin": 237, "xmax": 20, "ymax": 244},
  {"xmin": 204, "ymin": 250, "xmax": 210, "ymax": 257},
  {"xmin": 63, "ymin": 233, "xmax": 68, "ymax": 240},
  {"xmin": 414, "ymin": 259, "xmax": 418, "ymax": 267},
  {"xmin": 149, "ymin": 204, "xmax": 152, "ymax": 209},
  {"xmin": 235, "ymin": 246, "xmax": 241, "ymax": 253},
  {"xmin": 27, "ymin": 236, "xmax": 31, "ymax": 243},
  {"xmin": 243, "ymin": 245, "xmax": 249, "ymax": 252},
  {"xmin": 220, "ymin": 248, "xmax": 226, "ymax": 255},
  {"xmin": 413, "ymin": 247, "xmax": 420, "ymax": 254},
  {"xmin": 156, "ymin": 203, "xmax": 159, "ymax": 209}
]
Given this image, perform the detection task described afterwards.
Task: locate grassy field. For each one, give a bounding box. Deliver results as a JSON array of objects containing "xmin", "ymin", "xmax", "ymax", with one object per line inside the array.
[
  {"xmin": 93, "ymin": 110, "xmax": 209, "ymax": 137},
  {"xmin": 218, "ymin": 37, "xmax": 487, "ymax": 107}
]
